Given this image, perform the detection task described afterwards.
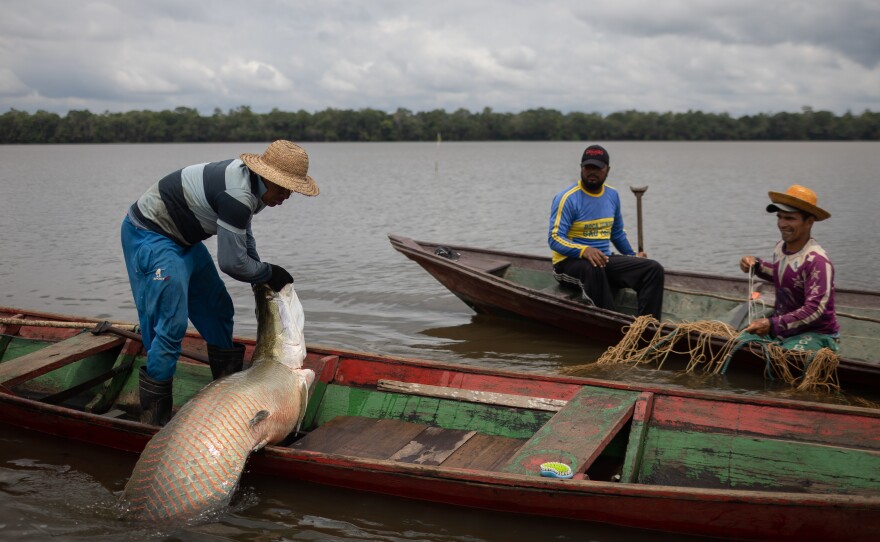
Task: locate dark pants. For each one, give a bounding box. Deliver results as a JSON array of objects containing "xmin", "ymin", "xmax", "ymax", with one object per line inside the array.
[{"xmin": 554, "ymin": 255, "xmax": 665, "ymax": 320}]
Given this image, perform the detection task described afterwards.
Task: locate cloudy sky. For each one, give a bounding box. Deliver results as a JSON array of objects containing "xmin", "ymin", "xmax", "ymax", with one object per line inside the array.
[{"xmin": 1, "ymin": 0, "xmax": 878, "ymax": 116}]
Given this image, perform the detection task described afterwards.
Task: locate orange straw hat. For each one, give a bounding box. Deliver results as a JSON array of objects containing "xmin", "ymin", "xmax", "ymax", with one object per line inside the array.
[
  {"xmin": 240, "ymin": 140, "xmax": 319, "ymax": 196},
  {"xmin": 767, "ymin": 185, "xmax": 830, "ymax": 221}
]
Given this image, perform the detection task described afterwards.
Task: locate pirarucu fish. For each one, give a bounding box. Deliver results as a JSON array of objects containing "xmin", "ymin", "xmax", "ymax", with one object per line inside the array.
[{"xmin": 121, "ymin": 283, "xmax": 315, "ymax": 523}]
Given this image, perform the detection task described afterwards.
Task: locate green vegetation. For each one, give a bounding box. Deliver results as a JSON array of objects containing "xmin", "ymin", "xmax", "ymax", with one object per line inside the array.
[{"xmin": 1, "ymin": 106, "xmax": 878, "ymax": 143}]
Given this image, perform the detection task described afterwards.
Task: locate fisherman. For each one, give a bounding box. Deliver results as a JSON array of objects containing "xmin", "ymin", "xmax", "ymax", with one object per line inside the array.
[
  {"xmin": 121, "ymin": 140, "xmax": 319, "ymax": 425},
  {"xmin": 739, "ymin": 185, "xmax": 839, "ymax": 351},
  {"xmin": 548, "ymin": 144, "xmax": 664, "ymax": 319}
]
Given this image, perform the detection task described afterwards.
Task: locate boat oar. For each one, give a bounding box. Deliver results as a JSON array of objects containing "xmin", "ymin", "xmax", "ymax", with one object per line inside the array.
[{"xmin": 630, "ymin": 186, "xmax": 648, "ymax": 253}]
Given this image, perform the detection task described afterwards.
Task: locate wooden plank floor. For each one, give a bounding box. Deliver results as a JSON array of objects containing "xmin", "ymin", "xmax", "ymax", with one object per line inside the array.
[
  {"xmin": 0, "ymin": 332, "xmax": 124, "ymax": 388},
  {"xmin": 442, "ymin": 433, "xmax": 524, "ymax": 470},
  {"xmin": 292, "ymin": 415, "xmax": 525, "ymax": 469},
  {"xmin": 292, "ymin": 417, "xmax": 426, "ymax": 459},
  {"xmin": 389, "ymin": 426, "xmax": 476, "ymax": 465}
]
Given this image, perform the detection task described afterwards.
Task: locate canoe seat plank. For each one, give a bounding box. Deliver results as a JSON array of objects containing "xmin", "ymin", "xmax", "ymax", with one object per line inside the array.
[
  {"xmin": 501, "ymin": 387, "xmax": 640, "ymax": 477},
  {"xmin": 377, "ymin": 379, "xmax": 566, "ymax": 411},
  {"xmin": 0, "ymin": 332, "xmax": 124, "ymax": 388},
  {"xmin": 292, "ymin": 415, "xmax": 523, "ymax": 469}
]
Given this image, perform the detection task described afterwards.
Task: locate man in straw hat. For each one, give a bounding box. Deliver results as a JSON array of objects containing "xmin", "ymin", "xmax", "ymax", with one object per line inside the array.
[
  {"xmin": 738, "ymin": 184, "xmax": 839, "ymax": 351},
  {"xmin": 121, "ymin": 140, "xmax": 319, "ymax": 424},
  {"xmin": 549, "ymin": 144, "xmax": 665, "ymax": 319}
]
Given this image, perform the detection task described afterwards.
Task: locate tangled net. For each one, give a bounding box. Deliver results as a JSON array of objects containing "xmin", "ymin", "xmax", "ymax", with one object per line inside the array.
[{"xmin": 563, "ymin": 316, "xmax": 840, "ymax": 392}]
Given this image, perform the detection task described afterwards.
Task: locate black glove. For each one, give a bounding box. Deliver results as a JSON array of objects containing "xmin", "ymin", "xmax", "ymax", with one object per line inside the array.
[{"xmin": 266, "ymin": 264, "xmax": 294, "ymax": 292}]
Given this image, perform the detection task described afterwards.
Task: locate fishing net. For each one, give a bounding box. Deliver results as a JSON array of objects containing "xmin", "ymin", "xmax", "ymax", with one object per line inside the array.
[{"xmin": 563, "ymin": 316, "xmax": 840, "ymax": 392}]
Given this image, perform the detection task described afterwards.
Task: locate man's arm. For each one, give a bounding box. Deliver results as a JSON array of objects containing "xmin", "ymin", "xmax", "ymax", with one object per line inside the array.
[
  {"xmin": 548, "ymin": 191, "xmax": 588, "ymax": 259},
  {"xmin": 245, "ymin": 222, "xmax": 260, "ymax": 262},
  {"xmin": 740, "ymin": 255, "xmax": 774, "ymax": 280},
  {"xmin": 741, "ymin": 255, "xmax": 779, "ymax": 335},
  {"xmin": 217, "ymin": 226, "xmax": 272, "ymax": 283},
  {"xmin": 215, "ymin": 193, "xmax": 271, "ymax": 283}
]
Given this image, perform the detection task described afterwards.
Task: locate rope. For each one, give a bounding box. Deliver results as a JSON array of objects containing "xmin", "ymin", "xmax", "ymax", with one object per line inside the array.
[
  {"xmin": 564, "ymin": 316, "xmax": 741, "ymax": 374},
  {"xmin": 763, "ymin": 344, "xmax": 841, "ymax": 392},
  {"xmin": 563, "ymin": 316, "xmax": 841, "ymax": 392}
]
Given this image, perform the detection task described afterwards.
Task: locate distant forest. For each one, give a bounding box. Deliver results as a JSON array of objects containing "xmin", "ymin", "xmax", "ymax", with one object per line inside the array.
[{"xmin": 1, "ymin": 106, "xmax": 878, "ymax": 143}]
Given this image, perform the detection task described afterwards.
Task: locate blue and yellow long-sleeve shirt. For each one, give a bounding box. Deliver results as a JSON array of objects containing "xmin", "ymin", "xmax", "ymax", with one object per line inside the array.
[{"xmin": 548, "ymin": 182, "xmax": 635, "ymax": 265}]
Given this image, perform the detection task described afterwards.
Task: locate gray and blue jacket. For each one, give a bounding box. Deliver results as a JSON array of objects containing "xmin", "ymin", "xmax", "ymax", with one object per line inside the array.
[{"xmin": 128, "ymin": 158, "xmax": 272, "ymax": 284}]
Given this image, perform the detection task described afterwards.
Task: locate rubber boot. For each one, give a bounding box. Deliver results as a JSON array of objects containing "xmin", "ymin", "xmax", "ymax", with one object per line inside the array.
[
  {"xmin": 139, "ymin": 366, "xmax": 173, "ymax": 426},
  {"xmin": 207, "ymin": 342, "xmax": 246, "ymax": 380}
]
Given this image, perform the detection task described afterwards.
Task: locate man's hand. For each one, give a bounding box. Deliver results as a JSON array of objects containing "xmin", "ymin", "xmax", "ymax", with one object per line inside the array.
[
  {"xmin": 636, "ymin": 251, "xmax": 648, "ymax": 258},
  {"xmin": 266, "ymin": 264, "xmax": 294, "ymax": 292},
  {"xmin": 744, "ymin": 318, "xmax": 771, "ymax": 336},
  {"xmin": 581, "ymin": 247, "xmax": 609, "ymax": 267},
  {"xmin": 740, "ymin": 256, "xmax": 756, "ymax": 273}
]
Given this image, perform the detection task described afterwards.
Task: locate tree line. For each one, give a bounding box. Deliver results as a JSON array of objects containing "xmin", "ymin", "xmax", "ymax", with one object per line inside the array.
[{"xmin": 1, "ymin": 106, "xmax": 878, "ymax": 143}]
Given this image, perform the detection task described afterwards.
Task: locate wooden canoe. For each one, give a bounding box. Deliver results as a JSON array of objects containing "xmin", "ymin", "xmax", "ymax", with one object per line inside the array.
[
  {"xmin": 388, "ymin": 234, "xmax": 880, "ymax": 392},
  {"xmin": 1, "ymin": 306, "xmax": 879, "ymax": 541}
]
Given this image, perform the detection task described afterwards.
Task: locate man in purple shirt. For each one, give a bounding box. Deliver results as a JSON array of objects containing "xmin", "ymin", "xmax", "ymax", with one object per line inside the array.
[{"xmin": 739, "ymin": 185, "xmax": 839, "ymax": 352}]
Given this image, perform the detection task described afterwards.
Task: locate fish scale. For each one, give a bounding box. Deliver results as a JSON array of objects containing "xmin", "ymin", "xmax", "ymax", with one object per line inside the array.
[{"xmin": 121, "ymin": 284, "xmax": 315, "ymax": 523}]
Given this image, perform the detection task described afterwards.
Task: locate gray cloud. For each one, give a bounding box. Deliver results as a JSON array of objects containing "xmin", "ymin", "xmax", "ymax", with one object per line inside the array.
[
  {"xmin": 0, "ymin": 0, "xmax": 877, "ymax": 116},
  {"xmin": 578, "ymin": 1, "xmax": 880, "ymax": 68}
]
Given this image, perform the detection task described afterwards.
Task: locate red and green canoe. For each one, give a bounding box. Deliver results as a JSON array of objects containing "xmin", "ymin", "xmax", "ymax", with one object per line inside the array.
[{"xmin": 1, "ymin": 306, "xmax": 879, "ymax": 541}]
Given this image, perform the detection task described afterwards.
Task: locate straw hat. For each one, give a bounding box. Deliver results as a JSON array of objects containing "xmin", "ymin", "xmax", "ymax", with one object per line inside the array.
[
  {"xmin": 767, "ymin": 184, "xmax": 830, "ymax": 221},
  {"xmin": 240, "ymin": 140, "xmax": 319, "ymax": 196}
]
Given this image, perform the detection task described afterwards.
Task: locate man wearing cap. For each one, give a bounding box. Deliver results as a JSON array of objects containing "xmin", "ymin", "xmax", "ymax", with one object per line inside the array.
[
  {"xmin": 549, "ymin": 145, "xmax": 664, "ymax": 319},
  {"xmin": 121, "ymin": 140, "xmax": 319, "ymax": 425},
  {"xmin": 738, "ymin": 185, "xmax": 839, "ymax": 350}
]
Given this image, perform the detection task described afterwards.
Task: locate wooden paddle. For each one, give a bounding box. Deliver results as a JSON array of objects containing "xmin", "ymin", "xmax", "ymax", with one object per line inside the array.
[{"xmin": 630, "ymin": 186, "xmax": 648, "ymax": 253}]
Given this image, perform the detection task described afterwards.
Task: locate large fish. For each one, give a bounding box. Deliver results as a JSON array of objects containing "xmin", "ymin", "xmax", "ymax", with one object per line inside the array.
[{"xmin": 121, "ymin": 283, "xmax": 315, "ymax": 523}]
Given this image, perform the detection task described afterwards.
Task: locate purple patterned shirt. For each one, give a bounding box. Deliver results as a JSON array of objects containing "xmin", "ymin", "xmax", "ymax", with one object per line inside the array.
[{"xmin": 755, "ymin": 238, "xmax": 839, "ymax": 338}]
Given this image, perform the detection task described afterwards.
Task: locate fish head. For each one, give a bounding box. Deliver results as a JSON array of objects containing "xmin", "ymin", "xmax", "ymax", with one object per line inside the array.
[{"xmin": 253, "ymin": 283, "xmax": 306, "ymax": 369}]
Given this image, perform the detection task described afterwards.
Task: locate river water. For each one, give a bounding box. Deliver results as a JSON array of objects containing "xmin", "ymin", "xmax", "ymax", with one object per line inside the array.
[{"xmin": 0, "ymin": 141, "xmax": 878, "ymax": 541}]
